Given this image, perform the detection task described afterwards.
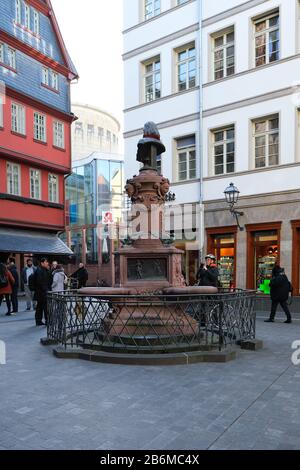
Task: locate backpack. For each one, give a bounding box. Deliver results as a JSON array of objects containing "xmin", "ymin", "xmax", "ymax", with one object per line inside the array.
[
  {"xmin": 0, "ymin": 273, "xmax": 8, "ymax": 289},
  {"xmin": 28, "ymin": 272, "xmax": 37, "ymax": 292}
]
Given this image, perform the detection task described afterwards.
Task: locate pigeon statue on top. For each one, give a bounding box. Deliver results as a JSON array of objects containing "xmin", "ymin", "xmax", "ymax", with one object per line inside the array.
[{"xmin": 136, "ymin": 122, "xmax": 166, "ymax": 171}]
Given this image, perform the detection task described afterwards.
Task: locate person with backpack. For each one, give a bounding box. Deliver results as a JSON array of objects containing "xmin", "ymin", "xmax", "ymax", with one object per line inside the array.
[
  {"xmin": 0, "ymin": 262, "xmax": 15, "ymax": 316},
  {"xmin": 8, "ymin": 257, "xmax": 19, "ymax": 314},
  {"xmin": 264, "ymin": 266, "xmax": 292, "ymax": 324}
]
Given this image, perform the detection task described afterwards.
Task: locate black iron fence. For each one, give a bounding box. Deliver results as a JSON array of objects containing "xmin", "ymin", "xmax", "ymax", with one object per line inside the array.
[{"xmin": 46, "ymin": 289, "xmax": 256, "ymax": 354}]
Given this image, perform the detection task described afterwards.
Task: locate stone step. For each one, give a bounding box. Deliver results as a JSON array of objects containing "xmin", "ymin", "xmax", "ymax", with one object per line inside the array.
[
  {"xmin": 80, "ymin": 340, "xmax": 218, "ymax": 355},
  {"xmin": 53, "ymin": 346, "xmax": 237, "ymax": 365}
]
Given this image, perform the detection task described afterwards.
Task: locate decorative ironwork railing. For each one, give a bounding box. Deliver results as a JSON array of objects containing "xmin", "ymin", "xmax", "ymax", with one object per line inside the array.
[{"xmin": 46, "ymin": 290, "xmax": 256, "ymax": 354}]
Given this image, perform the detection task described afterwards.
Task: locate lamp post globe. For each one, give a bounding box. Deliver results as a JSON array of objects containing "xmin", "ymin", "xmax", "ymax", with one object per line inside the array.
[{"xmin": 224, "ymin": 182, "xmax": 240, "ymax": 206}]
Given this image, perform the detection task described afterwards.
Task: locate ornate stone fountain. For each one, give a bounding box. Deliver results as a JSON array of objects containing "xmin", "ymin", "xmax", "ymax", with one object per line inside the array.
[
  {"xmin": 45, "ymin": 125, "xmax": 259, "ymax": 365},
  {"xmin": 78, "ymin": 122, "xmax": 217, "ymax": 339},
  {"xmin": 115, "ymin": 122, "xmax": 186, "ymax": 290}
]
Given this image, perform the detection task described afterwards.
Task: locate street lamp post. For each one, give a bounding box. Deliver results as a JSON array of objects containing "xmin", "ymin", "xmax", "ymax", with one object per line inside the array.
[{"xmin": 224, "ymin": 183, "xmax": 244, "ymax": 231}]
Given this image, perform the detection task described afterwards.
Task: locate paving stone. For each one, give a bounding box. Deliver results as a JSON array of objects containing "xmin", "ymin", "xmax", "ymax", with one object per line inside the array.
[{"xmin": 1, "ymin": 301, "xmax": 300, "ymax": 450}]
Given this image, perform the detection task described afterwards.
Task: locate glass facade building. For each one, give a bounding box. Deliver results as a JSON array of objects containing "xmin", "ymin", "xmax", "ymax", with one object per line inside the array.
[{"xmin": 63, "ymin": 157, "xmax": 124, "ymax": 282}]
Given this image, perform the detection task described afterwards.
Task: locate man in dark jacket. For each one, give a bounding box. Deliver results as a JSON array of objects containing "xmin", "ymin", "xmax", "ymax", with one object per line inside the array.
[
  {"xmin": 265, "ymin": 266, "xmax": 292, "ymax": 324},
  {"xmin": 8, "ymin": 258, "xmax": 19, "ymax": 313},
  {"xmin": 71, "ymin": 263, "xmax": 88, "ymax": 289},
  {"xmin": 34, "ymin": 258, "xmax": 52, "ymax": 326},
  {"xmin": 197, "ymin": 255, "xmax": 219, "ymax": 288}
]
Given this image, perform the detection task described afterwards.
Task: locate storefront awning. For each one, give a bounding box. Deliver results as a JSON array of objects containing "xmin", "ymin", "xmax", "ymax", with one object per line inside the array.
[{"xmin": 0, "ymin": 228, "xmax": 73, "ymax": 256}]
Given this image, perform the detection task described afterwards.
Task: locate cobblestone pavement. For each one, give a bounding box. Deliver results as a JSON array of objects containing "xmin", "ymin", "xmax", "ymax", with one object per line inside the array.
[{"xmin": 0, "ymin": 300, "xmax": 300, "ymax": 450}]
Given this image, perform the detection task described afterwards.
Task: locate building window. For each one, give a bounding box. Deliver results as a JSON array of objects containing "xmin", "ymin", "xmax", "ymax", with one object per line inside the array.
[
  {"xmin": 7, "ymin": 162, "xmax": 20, "ymax": 196},
  {"xmin": 176, "ymin": 44, "xmax": 196, "ymax": 92},
  {"xmin": 213, "ymin": 29, "xmax": 235, "ymax": 80},
  {"xmin": 48, "ymin": 174, "xmax": 59, "ymax": 203},
  {"xmin": 254, "ymin": 12, "xmax": 280, "ymax": 67},
  {"xmin": 24, "ymin": 4, "xmax": 30, "ymax": 29},
  {"xmin": 15, "ymin": 0, "xmax": 21, "ymax": 24},
  {"xmin": 106, "ymin": 130, "xmax": 111, "ymax": 142},
  {"xmin": 53, "ymin": 121, "xmax": 65, "ymax": 149},
  {"xmin": 7, "ymin": 48, "xmax": 16, "ymax": 70},
  {"xmin": 98, "ymin": 127, "xmax": 104, "ymax": 141},
  {"xmin": 42, "ymin": 68, "xmax": 59, "ymax": 91},
  {"xmin": 144, "ymin": 57, "xmax": 161, "ymax": 103},
  {"xmin": 87, "ymin": 124, "xmax": 94, "ymax": 144},
  {"xmin": 42, "ymin": 67, "xmax": 49, "ymax": 86},
  {"xmin": 30, "ymin": 169, "xmax": 41, "ymax": 200},
  {"xmin": 213, "ymin": 126, "xmax": 235, "ymax": 175},
  {"xmin": 51, "ymin": 71, "xmax": 58, "ymax": 91},
  {"xmin": 253, "ymin": 115, "xmax": 279, "ymax": 168},
  {"xmin": 33, "ymin": 9, "xmax": 40, "ymax": 34},
  {"xmin": 176, "ymin": 135, "xmax": 196, "ymax": 182},
  {"xmin": 11, "ymin": 103, "xmax": 26, "ymax": 135},
  {"xmin": 34, "ymin": 112, "xmax": 46, "ymax": 142},
  {"xmin": 86, "ymin": 228, "xmax": 99, "ymax": 265},
  {"xmin": 0, "ymin": 43, "xmax": 4, "ymax": 64},
  {"xmin": 157, "ymin": 154, "xmax": 162, "ymax": 175},
  {"xmin": 177, "ymin": 0, "xmax": 189, "ymax": 4},
  {"xmin": 144, "ymin": 0, "xmax": 160, "ymax": 20},
  {"xmin": 75, "ymin": 121, "xmax": 84, "ymax": 139}
]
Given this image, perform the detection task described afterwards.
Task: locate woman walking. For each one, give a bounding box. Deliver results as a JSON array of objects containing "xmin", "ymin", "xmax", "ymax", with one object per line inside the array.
[
  {"xmin": 0, "ymin": 262, "xmax": 15, "ymax": 316},
  {"xmin": 51, "ymin": 264, "xmax": 66, "ymax": 293}
]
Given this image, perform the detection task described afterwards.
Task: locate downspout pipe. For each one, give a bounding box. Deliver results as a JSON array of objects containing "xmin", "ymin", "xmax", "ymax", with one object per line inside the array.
[{"xmin": 198, "ymin": 0, "xmax": 204, "ymax": 263}]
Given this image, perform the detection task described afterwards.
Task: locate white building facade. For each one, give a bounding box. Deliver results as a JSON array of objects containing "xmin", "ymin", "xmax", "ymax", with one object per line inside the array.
[
  {"xmin": 123, "ymin": 0, "xmax": 202, "ymax": 284},
  {"xmin": 72, "ymin": 104, "xmax": 121, "ymax": 161},
  {"xmin": 123, "ymin": 0, "xmax": 300, "ymax": 293}
]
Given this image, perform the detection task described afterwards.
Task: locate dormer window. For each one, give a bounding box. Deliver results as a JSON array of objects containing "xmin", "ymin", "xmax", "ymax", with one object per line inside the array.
[
  {"xmin": 24, "ymin": 4, "xmax": 30, "ymax": 29},
  {"xmin": 15, "ymin": 1, "xmax": 40, "ymax": 36},
  {"xmin": 33, "ymin": 9, "xmax": 40, "ymax": 35},
  {"xmin": 15, "ymin": 0, "xmax": 21, "ymax": 24}
]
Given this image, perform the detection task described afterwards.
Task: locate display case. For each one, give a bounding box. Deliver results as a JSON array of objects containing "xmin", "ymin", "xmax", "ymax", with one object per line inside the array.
[
  {"xmin": 218, "ymin": 256, "xmax": 235, "ymax": 289},
  {"xmin": 257, "ymin": 255, "xmax": 276, "ymax": 289}
]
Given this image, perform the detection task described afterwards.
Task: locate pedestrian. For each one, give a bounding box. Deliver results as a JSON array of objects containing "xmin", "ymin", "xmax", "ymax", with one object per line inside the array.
[
  {"xmin": 22, "ymin": 259, "xmax": 37, "ymax": 311},
  {"xmin": 51, "ymin": 261, "xmax": 58, "ymax": 273},
  {"xmin": 52, "ymin": 264, "xmax": 66, "ymax": 293},
  {"xmin": 71, "ymin": 263, "xmax": 89, "ymax": 289},
  {"xmin": 33, "ymin": 258, "xmax": 53, "ymax": 326},
  {"xmin": 0, "ymin": 262, "xmax": 15, "ymax": 316},
  {"xmin": 265, "ymin": 266, "xmax": 292, "ymax": 324},
  {"xmin": 8, "ymin": 257, "xmax": 19, "ymax": 314},
  {"xmin": 197, "ymin": 254, "xmax": 219, "ymax": 288}
]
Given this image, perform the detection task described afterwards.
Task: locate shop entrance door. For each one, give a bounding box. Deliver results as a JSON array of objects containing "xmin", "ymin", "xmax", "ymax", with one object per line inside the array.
[
  {"xmin": 247, "ymin": 225, "xmax": 281, "ymax": 291},
  {"xmin": 207, "ymin": 231, "xmax": 236, "ymax": 289}
]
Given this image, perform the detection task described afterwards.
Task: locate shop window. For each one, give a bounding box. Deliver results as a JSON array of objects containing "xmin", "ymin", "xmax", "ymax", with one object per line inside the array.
[
  {"xmin": 86, "ymin": 227, "xmax": 98, "ymax": 265},
  {"xmin": 70, "ymin": 230, "xmax": 83, "ymax": 264},
  {"xmin": 208, "ymin": 232, "xmax": 236, "ymax": 289},
  {"xmin": 246, "ymin": 227, "xmax": 280, "ymax": 292}
]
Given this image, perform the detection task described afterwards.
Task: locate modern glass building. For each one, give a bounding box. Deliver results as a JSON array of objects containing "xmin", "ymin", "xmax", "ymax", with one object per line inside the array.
[{"xmin": 63, "ymin": 154, "xmax": 124, "ymax": 285}]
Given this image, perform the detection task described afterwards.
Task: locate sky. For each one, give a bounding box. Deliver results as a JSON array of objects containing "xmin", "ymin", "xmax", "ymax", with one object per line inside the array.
[{"xmin": 51, "ymin": 0, "xmax": 124, "ymax": 126}]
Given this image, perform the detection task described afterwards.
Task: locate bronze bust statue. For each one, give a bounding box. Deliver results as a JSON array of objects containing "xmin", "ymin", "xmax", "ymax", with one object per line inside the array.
[{"xmin": 136, "ymin": 122, "xmax": 166, "ymax": 170}]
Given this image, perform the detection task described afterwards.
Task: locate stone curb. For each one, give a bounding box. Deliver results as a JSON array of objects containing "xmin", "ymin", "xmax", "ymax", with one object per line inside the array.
[{"xmin": 52, "ymin": 346, "xmax": 237, "ymax": 365}]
